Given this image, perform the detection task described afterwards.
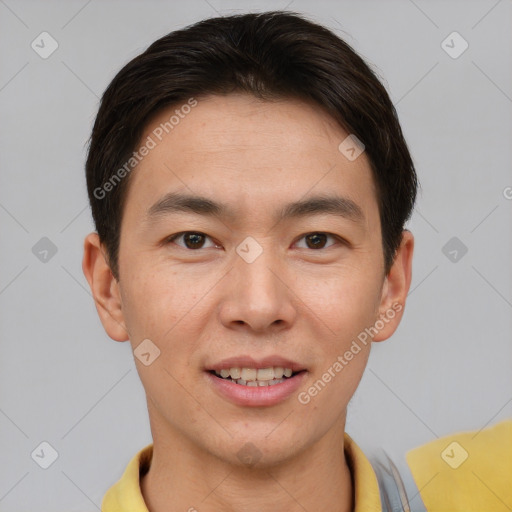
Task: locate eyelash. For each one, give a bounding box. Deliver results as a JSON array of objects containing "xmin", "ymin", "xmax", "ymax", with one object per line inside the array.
[{"xmin": 164, "ymin": 231, "xmax": 344, "ymax": 251}]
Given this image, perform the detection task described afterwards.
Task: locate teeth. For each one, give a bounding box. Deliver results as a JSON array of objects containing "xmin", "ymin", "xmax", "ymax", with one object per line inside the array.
[
  {"xmin": 274, "ymin": 367, "xmax": 284, "ymax": 379},
  {"xmin": 239, "ymin": 378, "xmax": 285, "ymax": 387},
  {"xmin": 230, "ymin": 367, "xmax": 241, "ymax": 380},
  {"xmin": 241, "ymin": 368, "xmax": 257, "ymax": 382},
  {"xmin": 256, "ymin": 368, "xmax": 274, "ymax": 381},
  {"xmin": 212, "ymin": 366, "xmax": 297, "ymax": 386}
]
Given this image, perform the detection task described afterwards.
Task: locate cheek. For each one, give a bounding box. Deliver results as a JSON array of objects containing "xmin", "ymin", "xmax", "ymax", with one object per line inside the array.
[
  {"xmin": 118, "ymin": 263, "xmax": 179, "ymax": 343},
  {"xmin": 295, "ymin": 264, "xmax": 381, "ymax": 405},
  {"xmin": 295, "ymin": 272, "xmax": 376, "ymax": 424},
  {"xmin": 118, "ymin": 266, "xmax": 202, "ymax": 400},
  {"xmin": 118, "ymin": 256, "xmax": 216, "ymax": 355},
  {"xmin": 298, "ymin": 265, "xmax": 382, "ymax": 339}
]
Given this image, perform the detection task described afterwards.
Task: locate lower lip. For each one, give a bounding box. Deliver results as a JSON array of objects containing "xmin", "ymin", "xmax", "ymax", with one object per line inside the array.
[{"xmin": 205, "ymin": 371, "xmax": 307, "ymax": 407}]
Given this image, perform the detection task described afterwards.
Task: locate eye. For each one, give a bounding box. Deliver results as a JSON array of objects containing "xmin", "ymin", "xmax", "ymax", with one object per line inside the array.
[
  {"xmin": 164, "ymin": 231, "xmax": 343, "ymax": 251},
  {"xmin": 165, "ymin": 231, "xmax": 219, "ymax": 250},
  {"xmin": 294, "ymin": 232, "xmax": 340, "ymax": 250}
]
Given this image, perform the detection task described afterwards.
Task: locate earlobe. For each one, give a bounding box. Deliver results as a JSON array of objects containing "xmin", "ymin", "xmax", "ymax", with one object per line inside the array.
[
  {"xmin": 82, "ymin": 233, "xmax": 129, "ymax": 342},
  {"xmin": 372, "ymin": 230, "xmax": 414, "ymax": 342}
]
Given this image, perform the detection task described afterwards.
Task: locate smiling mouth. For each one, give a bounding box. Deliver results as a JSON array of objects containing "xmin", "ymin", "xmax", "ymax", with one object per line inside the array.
[{"xmin": 209, "ymin": 367, "xmax": 304, "ymax": 387}]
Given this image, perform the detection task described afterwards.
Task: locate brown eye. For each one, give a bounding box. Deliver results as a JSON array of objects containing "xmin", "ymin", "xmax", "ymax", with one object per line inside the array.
[
  {"xmin": 306, "ymin": 233, "xmax": 327, "ymax": 249},
  {"xmin": 183, "ymin": 232, "xmax": 205, "ymax": 249},
  {"xmin": 167, "ymin": 232, "xmax": 217, "ymax": 250},
  {"xmin": 296, "ymin": 232, "xmax": 338, "ymax": 250}
]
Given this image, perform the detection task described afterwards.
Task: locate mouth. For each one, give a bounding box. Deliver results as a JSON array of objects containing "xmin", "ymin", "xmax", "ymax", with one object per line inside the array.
[
  {"xmin": 204, "ymin": 357, "xmax": 308, "ymax": 407},
  {"xmin": 208, "ymin": 366, "xmax": 306, "ymax": 387}
]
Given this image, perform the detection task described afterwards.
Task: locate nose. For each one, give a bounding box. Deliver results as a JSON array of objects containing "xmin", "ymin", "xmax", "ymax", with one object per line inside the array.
[{"xmin": 218, "ymin": 241, "xmax": 297, "ymax": 334}]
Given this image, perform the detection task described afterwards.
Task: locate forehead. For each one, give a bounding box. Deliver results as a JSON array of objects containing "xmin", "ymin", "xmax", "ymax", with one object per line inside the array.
[{"xmin": 123, "ymin": 93, "xmax": 378, "ymax": 224}]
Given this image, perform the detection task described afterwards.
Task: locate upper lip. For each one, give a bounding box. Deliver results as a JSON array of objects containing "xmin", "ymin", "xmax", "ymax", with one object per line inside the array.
[{"xmin": 206, "ymin": 355, "xmax": 306, "ymax": 373}]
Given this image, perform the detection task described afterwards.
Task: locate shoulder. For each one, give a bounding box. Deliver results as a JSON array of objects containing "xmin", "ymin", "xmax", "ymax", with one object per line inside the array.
[
  {"xmin": 406, "ymin": 419, "xmax": 512, "ymax": 512},
  {"xmin": 101, "ymin": 443, "xmax": 153, "ymax": 512}
]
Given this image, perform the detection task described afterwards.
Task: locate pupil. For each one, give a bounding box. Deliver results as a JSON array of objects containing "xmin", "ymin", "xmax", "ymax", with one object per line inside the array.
[
  {"xmin": 307, "ymin": 233, "xmax": 326, "ymax": 249},
  {"xmin": 185, "ymin": 232, "xmax": 204, "ymax": 249}
]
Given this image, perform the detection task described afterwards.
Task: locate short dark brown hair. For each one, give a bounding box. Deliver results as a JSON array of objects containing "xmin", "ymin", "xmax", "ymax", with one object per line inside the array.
[{"xmin": 86, "ymin": 10, "xmax": 417, "ymax": 279}]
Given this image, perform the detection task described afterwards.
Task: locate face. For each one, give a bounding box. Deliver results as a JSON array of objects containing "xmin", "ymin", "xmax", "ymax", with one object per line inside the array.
[{"xmin": 84, "ymin": 93, "xmax": 413, "ymax": 468}]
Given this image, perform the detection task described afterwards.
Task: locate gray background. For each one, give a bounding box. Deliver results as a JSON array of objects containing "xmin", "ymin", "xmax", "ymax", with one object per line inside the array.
[{"xmin": 1, "ymin": 0, "xmax": 511, "ymax": 510}]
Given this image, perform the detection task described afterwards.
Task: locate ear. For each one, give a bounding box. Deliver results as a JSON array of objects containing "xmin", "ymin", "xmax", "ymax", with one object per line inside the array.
[
  {"xmin": 372, "ymin": 230, "xmax": 414, "ymax": 342},
  {"xmin": 82, "ymin": 232, "xmax": 129, "ymax": 342}
]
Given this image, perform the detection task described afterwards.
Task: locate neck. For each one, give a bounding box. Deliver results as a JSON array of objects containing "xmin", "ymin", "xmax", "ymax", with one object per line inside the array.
[{"xmin": 141, "ymin": 420, "xmax": 354, "ymax": 512}]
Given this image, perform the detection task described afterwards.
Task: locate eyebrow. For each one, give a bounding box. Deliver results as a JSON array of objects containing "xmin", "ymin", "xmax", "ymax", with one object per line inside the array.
[{"xmin": 146, "ymin": 191, "xmax": 364, "ymax": 224}]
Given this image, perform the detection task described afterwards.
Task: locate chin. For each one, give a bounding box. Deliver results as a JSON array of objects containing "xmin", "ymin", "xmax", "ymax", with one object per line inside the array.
[{"xmin": 218, "ymin": 433, "xmax": 308, "ymax": 470}]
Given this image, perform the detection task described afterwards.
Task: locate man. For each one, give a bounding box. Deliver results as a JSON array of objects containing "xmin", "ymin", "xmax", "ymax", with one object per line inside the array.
[{"xmin": 82, "ymin": 10, "xmax": 511, "ymax": 512}]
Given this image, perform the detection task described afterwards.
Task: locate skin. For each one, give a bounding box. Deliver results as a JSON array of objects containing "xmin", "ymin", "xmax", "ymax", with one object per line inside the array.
[{"xmin": 83, "ymin": 93, "xmax": 414, "ymax": 512}]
